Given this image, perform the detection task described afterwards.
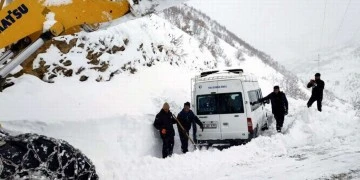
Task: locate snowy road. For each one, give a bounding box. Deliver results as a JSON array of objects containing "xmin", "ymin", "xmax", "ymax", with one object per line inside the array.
[
  {"xmin": 2, "ymin": 107, "xmax": 359, "ymax": 180},
  {"xmin": 1, "ymin": 71, "xmax": 359, "ymax": 179}
]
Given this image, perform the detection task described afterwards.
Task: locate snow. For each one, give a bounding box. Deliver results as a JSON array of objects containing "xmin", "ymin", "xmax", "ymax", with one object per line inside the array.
[
  {"xmin": 43, "ymin": 12, "xmax": 57, "ymax": 33},
  {"xmin": 1, "ymin": 9, "xmax": 360, "ymax": 180},
  {"xmin": 34, "ymin": 15, "xmax": 217, "ymax": 83},
  {"xmin": 282, "ymin": 41, "xmax": 360, "ymax": 106},
  {"xmin": 9, "ymin": 65, "xmax": 22, "ymax": 75},
  {"xmin": 185, "ymin": 0, "xmax": 360, "ymax": 66},
  {"xmin": 41, "ymin": 0, "xmax": 72, "ymax": 6},
  {"xmin": 1, "ymin": 64, "xmax": 359, "ymax": 179},
  {"xmin": 129, "ymin": 0, "xmax": 186, "ymax": 16}
]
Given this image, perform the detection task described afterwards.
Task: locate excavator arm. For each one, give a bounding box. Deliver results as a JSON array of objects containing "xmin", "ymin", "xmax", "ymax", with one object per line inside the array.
[
  {"xmin": 0, "ymin": 0, "xmax": 130, "ymax": 49},
  {"xmin": 0, "ymin": 0, "xmax": 186, "ymax": 90}
]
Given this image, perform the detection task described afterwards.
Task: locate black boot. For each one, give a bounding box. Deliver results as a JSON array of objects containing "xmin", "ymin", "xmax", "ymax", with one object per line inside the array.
[{"xmin": 276, "ymin": 126, "xmax": 281, "ymax": 133}]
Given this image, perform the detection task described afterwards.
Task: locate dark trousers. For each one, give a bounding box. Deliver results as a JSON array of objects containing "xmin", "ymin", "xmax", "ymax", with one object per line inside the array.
[
  {"xmin": 192, "ymin": 122, "xmax": 197, "ymax": 142},
  {"xmin": 307, "ymin": 96, "xmax": 322, "ymax": 111},
  {"xmin": 162, "ymin": 136, "xmax": 174, "ymax": 158},
  {"xmin": 274, "ymin": 113, "xmax": 285, "ymax": 131},
  {"xmin": 177, "ymin": 126, "xmax": 189, "ymax": 153}
]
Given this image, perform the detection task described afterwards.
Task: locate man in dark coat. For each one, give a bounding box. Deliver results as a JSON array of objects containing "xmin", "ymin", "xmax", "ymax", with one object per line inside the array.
[
  {"xmin": 153, "ymin": 102, "xmax": 176, "ymax": 158},
  {"xmin": 307, "ymin": 73, "xmax": 325, "ymax": 112},
  {"xmin": 177, "ymin": 102, "xmax": 204, "ymax": 153},
  {"xmin": 256, "ymin": 86, "xmax": 288, "ymax": 132}
]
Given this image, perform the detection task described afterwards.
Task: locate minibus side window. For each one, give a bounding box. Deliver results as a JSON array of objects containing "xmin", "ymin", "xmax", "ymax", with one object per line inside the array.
[
  {"xmin": 218, "ymin": 93, "xmax": 244, "ymax": 114},
  {"xmin": 197, "ymin": 93, "xmax": 244, "ymax": 115},
  {"xmin": 248, "ymin": 90, "xmax": 260, "ymax": 111}
]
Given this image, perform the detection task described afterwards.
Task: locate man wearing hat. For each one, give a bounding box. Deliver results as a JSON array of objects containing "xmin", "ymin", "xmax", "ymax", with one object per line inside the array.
[
  {"xmin": 256, "ymin": 86, "xmax": 288, "ymax": 132},
  {"xmin": 153, "ymin": 102, "xmax": 177, "ymax": 158},
  {"xmin": 307, "ymin": 73, "xmax": 325, "ymax": 112},
  {"xmin": 177, "ymin": 102, "xmax": 204, "ymax": 153}
]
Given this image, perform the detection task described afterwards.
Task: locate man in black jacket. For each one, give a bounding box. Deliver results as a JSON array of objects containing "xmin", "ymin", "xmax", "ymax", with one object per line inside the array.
[
  {"xmin": 255, "ymin": 86, "xmax": 288, "ymax": 132},
  {"xmin": 177, "ymin": 102, "xmax": 204, "ymax": 153},
  {"xmin": 153, "ymin": 102, "xmax": 176, "ymax": 158},
  {"xmin": 307, "ymin": 73, "xmax": 325, "ymax": 112}
]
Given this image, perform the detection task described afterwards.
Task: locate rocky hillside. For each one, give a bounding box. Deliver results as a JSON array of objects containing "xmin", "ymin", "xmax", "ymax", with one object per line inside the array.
[
  {"xmin": 160, "ymin": 4, "xmax": 308, "ymax": 100},
  {"xmin": 2, "ymin": 4, "xmax": 314, "ymax": 101}
]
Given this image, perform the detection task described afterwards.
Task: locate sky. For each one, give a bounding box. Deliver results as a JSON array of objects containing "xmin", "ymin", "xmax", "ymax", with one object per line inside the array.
[{"xmin": 187, "ymin": 0, "xmax": 360, "ymax": 63}]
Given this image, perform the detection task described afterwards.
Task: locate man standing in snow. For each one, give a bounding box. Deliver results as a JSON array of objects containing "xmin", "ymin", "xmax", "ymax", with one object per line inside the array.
[
  {"xmin": 255, "ymin": 86, "xmax": 288, "ymax": 132},
  {"xmin": 153, "ymin": 102, "xmax": 176, "ymax": 158},
  {"xmin": 307, "ymin": 73, "xmax": 325, "ymax": 112},
  {"xmin": 177, "ymin": 102, "xmax": 204, "ymax": 153}
]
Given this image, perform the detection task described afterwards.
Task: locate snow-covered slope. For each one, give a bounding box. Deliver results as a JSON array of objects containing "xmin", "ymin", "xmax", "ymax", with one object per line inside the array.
[
  {"xmin": 282, "ymin": 41, "xmax": 360, "ymax": 111},
  {"xmin": 0, "ymin": 5, "xmax": 359, "ymax": 180},
  {"xmin": 2, "ymin": 13, "xmax": 313, "ymax": 121},
  {"xmin": 160, "ymin": 4, "xmax": 307, "ymax": 100}
]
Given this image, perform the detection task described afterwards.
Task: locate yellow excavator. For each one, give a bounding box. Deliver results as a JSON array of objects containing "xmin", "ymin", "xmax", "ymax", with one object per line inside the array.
[{"xmin": 0, "ymin": 0, "xmax": 185, "ymax": 90}]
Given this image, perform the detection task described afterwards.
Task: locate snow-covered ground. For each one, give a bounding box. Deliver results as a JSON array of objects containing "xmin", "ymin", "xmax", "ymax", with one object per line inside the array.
[
  {"xmin": 0, "ymin": 8, "xmax": 359, "ymax": 180},
  {"xmin": 281, "ymin": 41, "xmax": 360, "ymax": 104},
  {"xmin": 1, "ymin": 63, "xmax": 359, "ymax": 179}
]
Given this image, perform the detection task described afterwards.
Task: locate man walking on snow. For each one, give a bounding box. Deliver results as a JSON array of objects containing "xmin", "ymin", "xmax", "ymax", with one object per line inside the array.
[
  {"xmin": 177, "ymin": 102, "xmax": 204, "ymax": 153},
  {"xmin": 254, "ymin": 86, "xmax": 288, "ymax": 132},
  {"xmin": 307, "ymin": 73, "xmax": 325, "ymax": 112},
  {"xmin": 153, "ymin": 102, "xmax": 176, "ymax": 158}
]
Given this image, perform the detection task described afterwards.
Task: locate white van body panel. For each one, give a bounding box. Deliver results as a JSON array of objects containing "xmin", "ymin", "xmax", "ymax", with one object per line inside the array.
[
  {"xmin": 192, "ymin": 69, "xmax": 267, "ymax": 144},
  {"xmin": 195, "ymin": 81, "xmax": 221, "ymax": 140},
  {"xmin": 216, "ymin": 79, "xmax": 248, "ymax": 139},
  {"xmin": 242, "ymin": 82, "xmax": 266, "ymax": 131}
]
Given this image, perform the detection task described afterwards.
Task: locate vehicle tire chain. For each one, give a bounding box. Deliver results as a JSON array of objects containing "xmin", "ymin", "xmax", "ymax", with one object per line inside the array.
[{"xmin": 0, "ymin": 133, "xmax": 98, "ymax": 180}]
